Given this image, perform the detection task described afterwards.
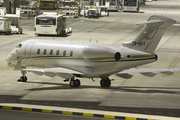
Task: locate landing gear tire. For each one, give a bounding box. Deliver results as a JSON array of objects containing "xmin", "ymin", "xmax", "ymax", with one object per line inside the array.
[
  {"xmin": 18, "ymin": 76, "xmax": 27, "ymax": 82},
  {"xmin": 100, "ymin": 78, "xmax": 111, "ymax": 87},
  {"xmin": 70, "ymin": 80, "xmax": 75, "ymax": 87},
  {"xmin": 70, "ymin": 79, "xmax": 81, "ymax": 87},
  {"xmin": 75, "ymin": 79, "xmax": 80, "ymax": 87},
  {"xmin": 100, "ymin": 80, "xmax": 106, "ymax": 87},
  {"xmin": 105, "ymin": 80, "xmax": 111, "ymax": 87}
]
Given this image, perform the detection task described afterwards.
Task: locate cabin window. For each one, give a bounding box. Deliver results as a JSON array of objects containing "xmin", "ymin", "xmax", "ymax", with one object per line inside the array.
[
  {"xmin": 63, "ymin": 50, "xmax": 66, "ymax": 56},
  {"xmin": 36, "ymin": 17, "xmax": 56, "ymax": 25},
  {"xmin": 37, "ymin": 49, "xmax": 40, "ymax": 54},
  {"xmin": 50, "ymin": 49, "xmax": 53, "ymax": 55},
  {"xmin": 70, "ymin": 51, "xmax": 73, "ymax": 56},
  {"xmin": 56, "ymin": 50, "xmax": 60, "ymax": 55},
  {"xmin": 43, "ymin": 49, "xmax": 47, "ymax": 55}
]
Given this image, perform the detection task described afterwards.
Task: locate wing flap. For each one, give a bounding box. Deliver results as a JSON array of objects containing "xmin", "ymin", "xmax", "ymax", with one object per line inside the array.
[
  {"xmin": 23, "ymin": 68, "xmax": 84, "ymax": 79},
  {"xmin": 56, "ymin": 73, "xmax": 73, "ymax": 79},
  {"xmin": 116, "ymin": 68, "xmax": 180, "ymax": 78},
  {"xmin": 31, "ymin": 71, "xmax": 44, "ymax": 76},
  {"xmin": 44, "ymin": 72, "xmax": 56, "ymax": 77},
  {"xmin": 159, "ymin": 71, "xmax": 174, "ymax": 75},
  {"xmin": 140, "ymin": 72, "xmax": 156, "ymax": 77},
  {"xmin": 116, "ymin": 73, "xmax": 133, "ymax": 79}
]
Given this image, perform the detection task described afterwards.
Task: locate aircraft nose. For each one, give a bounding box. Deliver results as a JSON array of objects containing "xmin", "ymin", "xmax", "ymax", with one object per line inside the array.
[
  {"xmin": 6, "ymin": 49, "xmax": 19, "ymax": 62},
  {"xmin": 6, "ymin": 52, "xmax": 13, "ymax": 63},
  {"xmin": 6, "ymin": 52, "xmax": 16, "ymax": 68}
]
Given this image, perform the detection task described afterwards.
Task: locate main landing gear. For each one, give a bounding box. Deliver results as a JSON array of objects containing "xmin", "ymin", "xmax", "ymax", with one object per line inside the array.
[
  {"xmin": 69, "ymin": 78, "xmax": 81, "ymax": 87},
  {"xmin": 100, "ymin": 78, "xmax": 111, "ymax": 87},
  {"xmin": 17, "ymin": 70, "xmax": 27, "ymax": 82}
]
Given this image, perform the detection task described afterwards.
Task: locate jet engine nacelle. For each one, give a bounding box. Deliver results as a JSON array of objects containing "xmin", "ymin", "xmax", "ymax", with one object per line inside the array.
[{"xmin": 82, "ymin": 45, "xmax": 121, "ymax": 61}]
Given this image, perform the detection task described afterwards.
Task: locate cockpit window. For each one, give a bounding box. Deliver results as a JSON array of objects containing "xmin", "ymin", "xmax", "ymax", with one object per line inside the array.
[{"xmin": 16, "ymin": 44, "xmax": 22, "ymax": 48}]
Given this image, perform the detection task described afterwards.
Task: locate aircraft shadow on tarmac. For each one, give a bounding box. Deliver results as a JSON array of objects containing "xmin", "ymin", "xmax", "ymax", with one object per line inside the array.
[{"xmin": 26, "ymin": 81, "xmax": 180, "ymax": 95}]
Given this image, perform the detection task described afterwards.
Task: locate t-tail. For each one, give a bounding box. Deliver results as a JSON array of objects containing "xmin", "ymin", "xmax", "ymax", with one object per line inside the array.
[{"xmin": 121, "ymin": 15, "xmax": 176, "ymax": 53}]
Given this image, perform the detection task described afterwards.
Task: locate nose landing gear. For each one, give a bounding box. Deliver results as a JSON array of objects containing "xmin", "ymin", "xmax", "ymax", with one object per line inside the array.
[
  {"xmin": 18, "ymin": 76, "xmax": 27, "ymax": 82},
  {"xmin": 17, "ymin": 70, "xmax": 27, "ymax": 82}
]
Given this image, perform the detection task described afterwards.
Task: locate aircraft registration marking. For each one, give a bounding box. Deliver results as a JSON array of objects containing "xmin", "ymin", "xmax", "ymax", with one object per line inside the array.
[{"xmin": 132, "ymin": 41, "xmax": 145, "ymax": 46}]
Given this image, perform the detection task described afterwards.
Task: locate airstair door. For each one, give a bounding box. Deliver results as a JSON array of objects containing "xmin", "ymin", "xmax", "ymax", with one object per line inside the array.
[{"xmin": 24, "ymin": 42, "xmax": 34, "ymax": 66}]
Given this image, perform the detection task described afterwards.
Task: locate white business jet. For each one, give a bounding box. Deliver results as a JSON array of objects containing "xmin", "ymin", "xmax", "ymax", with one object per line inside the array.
[{"xmin": 6, "ymin": 15, "xmax": 178, "ymax": 87}]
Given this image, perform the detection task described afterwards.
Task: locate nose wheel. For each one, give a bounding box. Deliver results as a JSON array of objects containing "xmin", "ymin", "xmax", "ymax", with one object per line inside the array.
[
  {"xmin": 18, "ymin": 76, "xmax": 27, "ymax": 82},
  {"xmin": 70, "ymin": 79, "xmax": 81, "ymax": 87},
  {"xmin": 17, "ymin": 70, "xmax": 27, "ymax": 82}
]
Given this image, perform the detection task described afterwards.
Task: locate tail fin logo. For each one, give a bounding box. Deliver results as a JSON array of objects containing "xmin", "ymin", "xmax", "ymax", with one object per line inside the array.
[{"xmin": 121, "ymin": 15, "xmax": 176, "ymax": 53}]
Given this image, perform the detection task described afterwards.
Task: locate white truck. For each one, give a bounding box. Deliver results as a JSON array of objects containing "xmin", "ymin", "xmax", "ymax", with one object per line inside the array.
[
  {"xmin": 0, "ymin": 7, "xmax": 23, "ymax": 34},
  {"xmin": 35, "ymin": 12, "xmax": 72, "ymax": 36},
  {"xmin": 0, "ymin": 17, "xmax": 11, "ymax": 34}
]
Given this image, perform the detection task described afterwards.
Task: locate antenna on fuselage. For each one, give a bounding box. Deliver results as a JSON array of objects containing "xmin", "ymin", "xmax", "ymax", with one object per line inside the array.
[{"xmin": 89, "ymin": 39, "xmax": 92, "ymax": 42}]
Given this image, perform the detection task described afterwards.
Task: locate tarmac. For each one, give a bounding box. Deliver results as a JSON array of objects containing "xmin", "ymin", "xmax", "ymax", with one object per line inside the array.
[{"xmin": 1, "ymin": 0, "xmax": 180, "ymax": 119}]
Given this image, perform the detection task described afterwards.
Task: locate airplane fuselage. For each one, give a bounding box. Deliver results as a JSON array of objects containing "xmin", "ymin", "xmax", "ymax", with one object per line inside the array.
[{"xmin": 7, "ymin": 39, "xmax": 157, "ymax": 78}]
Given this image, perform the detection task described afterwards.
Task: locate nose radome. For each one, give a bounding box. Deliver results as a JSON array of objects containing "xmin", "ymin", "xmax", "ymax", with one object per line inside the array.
[{"xmin": 6, "ymin": 53, "xmax": 12, "ymax": 62}]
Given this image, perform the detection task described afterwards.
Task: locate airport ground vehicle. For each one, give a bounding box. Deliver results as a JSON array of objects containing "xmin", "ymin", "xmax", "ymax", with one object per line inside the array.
[
  {"xmin": 88, "ymin": 9, "xmax": 99, "ymax": 18},
  {"xmin": 0, "ymin": 17, "xmax": 11, "ymax": 34},
  {"xmin": 20, "ymin": 1, "xmax": 39, "ymax": 15},
  {"xmin": 34, "ymin": 12, "xmax": 72, "ymax": 36},
  {"xmin": 0, "ymin": 7, "xmax": 23, "ymax": 34},
  {"xmin": 107, "ymin": 0, "xmax": 120, "ymax": 11},
  {"xmin": 122, "ymin": 0, "xmax": 139, "ymax": 12},
  {"xmin": 39, "ymin": 0, "xmax": 58, "ymax": 10}
]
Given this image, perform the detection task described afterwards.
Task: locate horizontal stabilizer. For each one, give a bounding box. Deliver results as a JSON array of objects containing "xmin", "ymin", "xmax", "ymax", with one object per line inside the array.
[{"xmin": 136, "ymin": 20, "xmax": 165, "ymax": 25}]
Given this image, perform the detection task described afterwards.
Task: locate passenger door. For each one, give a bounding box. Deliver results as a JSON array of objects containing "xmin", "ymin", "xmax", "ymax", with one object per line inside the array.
[{"xmin": 24, "ymin": 42, "xmax": 35, "ymax": 66}]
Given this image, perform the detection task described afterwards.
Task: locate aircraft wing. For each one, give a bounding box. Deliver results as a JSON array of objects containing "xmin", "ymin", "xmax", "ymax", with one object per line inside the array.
[
  {"xmin": 22, "ymin": 68, "xmax": 85, "ymax": 79},
  {"xmin": 116, "ymin": 68, "xmax": 180, "ymax": 79}
]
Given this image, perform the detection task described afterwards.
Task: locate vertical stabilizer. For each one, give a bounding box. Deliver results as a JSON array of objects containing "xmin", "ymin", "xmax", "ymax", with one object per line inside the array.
[{"xmin": 121, "ymin": 15, "xmax": 176, "ymax": 53}]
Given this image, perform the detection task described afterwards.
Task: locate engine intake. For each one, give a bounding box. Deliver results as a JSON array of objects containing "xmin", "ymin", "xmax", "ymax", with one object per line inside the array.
[{"xmin": 115, "ymin": 52, "xmax": 121, "ymax": 61}]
